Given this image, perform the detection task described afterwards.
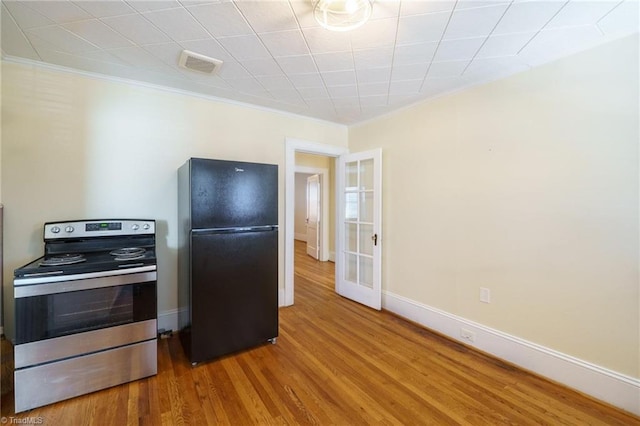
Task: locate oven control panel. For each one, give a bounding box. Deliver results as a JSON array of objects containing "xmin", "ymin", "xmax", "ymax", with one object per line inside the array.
[{"xmin": 45, "ymin": 219, "xmax": 155, "ymax": 240}]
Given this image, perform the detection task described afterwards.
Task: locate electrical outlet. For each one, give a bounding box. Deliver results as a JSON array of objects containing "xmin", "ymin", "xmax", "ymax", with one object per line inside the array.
[
  {"xmin": 480, "ymin": 287, "xmax": 491, "ymax": 303},
  {"xmin": 460, "ymin": 328, "xmax": 476, "ymax": 343}
]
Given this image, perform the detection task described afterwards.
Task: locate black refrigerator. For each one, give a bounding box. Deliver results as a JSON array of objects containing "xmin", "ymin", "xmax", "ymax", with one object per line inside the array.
[{"xmin": 178, "ymin": 157, "xmax": 278, "ymax": 364}]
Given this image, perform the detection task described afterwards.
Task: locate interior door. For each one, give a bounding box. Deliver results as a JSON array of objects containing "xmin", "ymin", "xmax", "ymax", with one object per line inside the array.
[
  {"xmin": 336, "ymin": 149, "xmax": 382, "ymax": 310},
  {"xmin": 306, "ymin": 174, "xmax": 320, "ymax": 260}
]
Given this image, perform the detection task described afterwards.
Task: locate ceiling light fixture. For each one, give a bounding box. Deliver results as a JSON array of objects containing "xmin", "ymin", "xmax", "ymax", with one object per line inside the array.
[{"xmin": 313, "ymin": 0, "xmax": 373, "ymax": 32}]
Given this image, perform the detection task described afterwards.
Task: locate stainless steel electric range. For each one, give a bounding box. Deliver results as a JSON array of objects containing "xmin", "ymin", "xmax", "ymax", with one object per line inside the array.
[{"xmin": 13, "ymin": 219, "xmax": 158, "ymax": 413}]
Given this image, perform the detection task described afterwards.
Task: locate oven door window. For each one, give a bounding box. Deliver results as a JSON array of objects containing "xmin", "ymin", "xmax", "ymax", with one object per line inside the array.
[{"xmin": 15, "ymin": 282, "xmax": 156, "ymax": 345}]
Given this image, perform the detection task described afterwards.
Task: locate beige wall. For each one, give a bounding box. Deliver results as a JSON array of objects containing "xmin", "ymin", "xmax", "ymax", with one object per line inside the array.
[
  {"xmin": 349, "ymin": 35, "xmax": 639, "ymax": 378},
  {"xmin": 296, "ymin": 152, "xmax": 332, "ymax": 169},
  {"xmin": 1, "ymin": 62, "xmax": 347, "ymax": 339}
]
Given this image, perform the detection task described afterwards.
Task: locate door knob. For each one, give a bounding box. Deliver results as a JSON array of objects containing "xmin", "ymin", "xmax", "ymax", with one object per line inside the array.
[{"xmin": 372, "ymin": 234, "xmax": 378, "ymax": 246}]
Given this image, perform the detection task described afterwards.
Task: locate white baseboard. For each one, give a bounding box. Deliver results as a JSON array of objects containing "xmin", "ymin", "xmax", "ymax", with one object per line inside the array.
[
  {"xmin": 157, "ymin": 309, "xmax": 179, "ymax": 334},
  {"xmin": 329, "ymin": 251, "xmax": 335, "ymax": 262},
  {"xmin": 294, "ymin": 233, "xmax": 307, "ymax": 242},
  {"xmin": 383, "ymin": 291, "xmax": 640, "ymax": 416}
]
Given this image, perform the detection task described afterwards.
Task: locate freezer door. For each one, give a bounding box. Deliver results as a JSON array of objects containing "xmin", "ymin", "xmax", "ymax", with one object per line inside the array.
[
  {"xmin": 190, "ymin": 158, "xmax": 278, "ymax": 229},
  {"xmin": 190, "ymin": 229, "xmax": 278, "ymax": 363}
]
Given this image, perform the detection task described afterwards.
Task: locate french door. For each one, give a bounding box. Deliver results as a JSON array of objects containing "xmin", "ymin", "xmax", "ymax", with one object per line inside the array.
[{"xmin": 336, "ymin": 149, "xmax": 382, "ymax": 310}]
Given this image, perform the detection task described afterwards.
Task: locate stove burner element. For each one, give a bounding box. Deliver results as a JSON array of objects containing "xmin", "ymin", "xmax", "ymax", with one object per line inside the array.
[
  {"xmin": 110, "ymin": 247, "xmax": 146, "ymax": 261},
  {"xmin": 40, "ymin": 254, "xmax": 86, "ymax": 266}
]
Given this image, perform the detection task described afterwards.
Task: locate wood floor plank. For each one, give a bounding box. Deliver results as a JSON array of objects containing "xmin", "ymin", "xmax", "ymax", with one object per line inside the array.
[
  {"xmin": 191, "ymin": 364, "xmax": 231, "ymax": 425},
  {"xmin": 248, "ymin": 340, "xmax": 335, "ymax": 425},
  {"xmin": 1, "ymin": 240, "xmax": 639, "ymax": 425},
  {"xmin": 127, "ymin": 381, "xmax": 140, "ymax": 426}
]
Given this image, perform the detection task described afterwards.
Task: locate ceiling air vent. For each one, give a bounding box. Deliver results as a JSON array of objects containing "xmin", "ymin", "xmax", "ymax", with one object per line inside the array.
[{"xmin": 178, "ymin": 50, "xmax": 223, "ymax": 75}]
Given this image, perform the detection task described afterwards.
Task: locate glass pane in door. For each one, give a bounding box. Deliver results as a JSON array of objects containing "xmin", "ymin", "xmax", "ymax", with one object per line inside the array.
[
  {"xmin": 346, "ymin": 161, "xmax": 358, "ymax": 189},
  {"xmin": 346, "ymin": 223, "xmax": 357, "ymax": 252},
  {"xmin": 359, "ymin": 256, "xmax": 373, "ymax": 289},
  {"xmin": 360, "ymin": 158, "xmax": 374, "ymax": 190},
  {"xmin": 359, "ymin": 224, "xmax": 373, "ymax": 256},
  {"xmin": 346, "ymin": 253, "xmax": 357, "ymax": 282},
  {"xmin": 360, "ymin": 192, "xmax": 373, "ymax": 223},
  {"xmin": 345, "ymin": 193, "xmax": 358, "ymax": 220}
]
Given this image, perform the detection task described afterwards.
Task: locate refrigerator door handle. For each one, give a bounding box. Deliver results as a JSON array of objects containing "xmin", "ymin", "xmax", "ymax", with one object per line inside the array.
[{"xmin": 192, "ymin": 225, "xmax": 278, "ymax": 235}]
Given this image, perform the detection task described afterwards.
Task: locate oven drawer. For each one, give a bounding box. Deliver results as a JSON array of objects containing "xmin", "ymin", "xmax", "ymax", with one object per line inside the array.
[
  {"xmin": 14, "ymin": 339, "xmax": 157, "ymax": 413},
  {"xmin": 15, "ymin": 319, "xmax": 157, "ymax": 369}
]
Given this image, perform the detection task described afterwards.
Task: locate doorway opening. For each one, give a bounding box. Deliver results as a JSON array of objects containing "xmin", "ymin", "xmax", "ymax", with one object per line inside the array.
[
  {"xmin": 284, "ymin": 138, "xmax": 348, "ymax": 306},
  {"xmin": 294, "ymin": 160, "xmax": 329, "ymax": 261}
]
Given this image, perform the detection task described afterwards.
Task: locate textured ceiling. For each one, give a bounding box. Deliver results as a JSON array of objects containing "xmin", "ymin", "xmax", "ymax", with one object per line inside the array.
[{"xmin": 1, "ymin": 0, "xmax": 638, "ymax": 125}]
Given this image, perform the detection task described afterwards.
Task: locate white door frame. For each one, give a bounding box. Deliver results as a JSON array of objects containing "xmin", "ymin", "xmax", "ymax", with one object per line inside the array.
[
  {"xmin": 284, "ymin": 138, "xmax": 348, "ymax": 306},
  {"xmin": 296, "ymin": 168, "xmax": 328, "ymax": 260}
]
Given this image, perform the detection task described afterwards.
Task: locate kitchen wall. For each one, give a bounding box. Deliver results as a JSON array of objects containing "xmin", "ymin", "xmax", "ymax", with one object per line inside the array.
[
  {"xmin": 349, "ymin": 35, "xmax": 639, "ymax": 379},
  {"xmin": 0, "ymin": 62, "xmax": 348, "ymax": 339}
]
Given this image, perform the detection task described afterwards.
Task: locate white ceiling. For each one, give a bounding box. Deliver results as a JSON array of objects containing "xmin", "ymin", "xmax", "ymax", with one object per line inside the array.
[{"xmin": 1, "ymin": 0, "xmax": 638, "ymax": 125}]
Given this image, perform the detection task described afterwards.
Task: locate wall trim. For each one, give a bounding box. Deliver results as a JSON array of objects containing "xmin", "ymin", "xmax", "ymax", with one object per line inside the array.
[
  {"xmin": 382, "ymin": 291, "xmax": 640, "ymax": 416},
  {"xmin": 157, "ymin": 309, "xmax": 179, "ymax": 334},
  {"xmin": 294, "ymin": 233, "xmax": 307, "ymax": 242}
]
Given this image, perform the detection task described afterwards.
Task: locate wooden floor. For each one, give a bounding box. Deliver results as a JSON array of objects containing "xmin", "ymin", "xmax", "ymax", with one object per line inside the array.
[{"xmin": 2, "ymin": 240, "xmax": 639, "ymax": 425}]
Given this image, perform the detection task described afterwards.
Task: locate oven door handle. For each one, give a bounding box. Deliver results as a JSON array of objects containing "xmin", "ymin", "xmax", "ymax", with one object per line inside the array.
[
  {"xmin": 14, "ymin": 270, "xmax": 157, "ymax": 298},
  {"xmin": 14, "ymin": 265, "xmax": 156, "ymax": 286}
]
